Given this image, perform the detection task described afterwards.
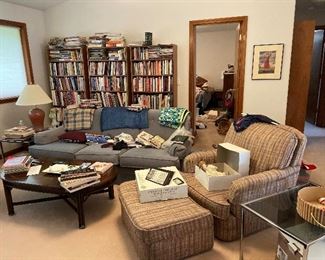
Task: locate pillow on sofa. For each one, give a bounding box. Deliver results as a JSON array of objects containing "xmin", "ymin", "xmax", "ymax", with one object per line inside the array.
[{"xmin": 58, "ymin": 131, "xmax": 87, "ymax": 143}]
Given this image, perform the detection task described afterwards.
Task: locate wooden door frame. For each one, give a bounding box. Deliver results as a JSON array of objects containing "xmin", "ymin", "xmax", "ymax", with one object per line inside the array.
[{"xmin": 189, "ymin": 16, "xmax": 248, "ymax": 131}]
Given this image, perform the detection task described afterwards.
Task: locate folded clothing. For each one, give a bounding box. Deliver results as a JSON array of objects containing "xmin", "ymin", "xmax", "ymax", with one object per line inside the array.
[
  {"xmin": 86, "ymin": 133, "xmax": 111, "ymax": 144},
  {"xmin": 159, "ymin": 107, "xmax": 189, "ymax": 129}
]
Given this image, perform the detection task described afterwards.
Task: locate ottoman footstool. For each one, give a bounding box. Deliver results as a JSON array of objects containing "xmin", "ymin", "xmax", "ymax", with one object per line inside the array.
[{"xmin": 118, "ymin": 181, "xmax": 214, "ymax": 260}]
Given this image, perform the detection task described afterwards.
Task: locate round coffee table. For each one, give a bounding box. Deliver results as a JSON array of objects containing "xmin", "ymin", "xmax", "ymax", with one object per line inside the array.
[{"xmin": 1, "ymin": 162, "xmax": 117, "ymax": 229}]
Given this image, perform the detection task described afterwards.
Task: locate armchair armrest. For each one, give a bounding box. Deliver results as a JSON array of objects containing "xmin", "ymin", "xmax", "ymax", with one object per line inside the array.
[
  {"xmin": 34, "ymin": 126, "xmax": 65, "ymax": 145},
  {"xmin": 183, "ymin": 149, "xmax": 218, "ymax": 173},
  {"xmin": 228, "ymin": 166, "xmax": 300, "ymax": 217}
]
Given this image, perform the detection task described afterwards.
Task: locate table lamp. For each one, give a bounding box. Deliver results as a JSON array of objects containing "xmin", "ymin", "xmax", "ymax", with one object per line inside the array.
[{"xmin": 16, "ymin": 84, "xmax": 52, "ymax": 132}]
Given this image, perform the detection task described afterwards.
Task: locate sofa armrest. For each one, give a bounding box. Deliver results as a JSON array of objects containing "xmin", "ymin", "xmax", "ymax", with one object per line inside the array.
[
  {"xmin": 167, "ymin": 140, "xmax": 192, "ymax": 160},
  {"xmin": 228, "ymin": 166, "xmax": 300, "ymax": 217},
  {"xmin": 34, "ymin": 126, "xmax": 66, "ymax": 145},
  {"xmin": 182, "ymin": 149, "xmax": 218, "ymax": 173}
]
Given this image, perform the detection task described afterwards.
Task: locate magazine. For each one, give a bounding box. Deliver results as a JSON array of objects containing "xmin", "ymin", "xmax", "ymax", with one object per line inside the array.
[{"xmin": 136, "ymin": 131, "xmax": 165, "ymax": 149}]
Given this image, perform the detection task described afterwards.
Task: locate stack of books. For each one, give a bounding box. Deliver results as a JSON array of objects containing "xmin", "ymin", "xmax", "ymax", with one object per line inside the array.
[
  {"xmin": 79, "ymin": 99, "xmax": 103, "ymax": 108},
  {"xmin": 64, "ymin": 36, "xmax": 85, "ymax": 47},
  {"xmin": 58, "ymin": 169, "xmax": 101, "ymax": 193},
  {"xmin": 1, "ymin": 155, "xmax": 32, "ymax": 174},
  {"xmin": 105, "ymin": 33, "xmax": 125, "ymax": 47},
  {"xmin": 88, "ymin": 34, "xmax": 105, "ymax": 48},
  {"xmin": 4, "ymin": 126, "xmax": 35, "ymax": 139}
]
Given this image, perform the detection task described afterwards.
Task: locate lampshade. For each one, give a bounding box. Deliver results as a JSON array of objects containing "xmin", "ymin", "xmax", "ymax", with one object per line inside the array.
[{"xmin": 16, "ymin": 84, "xmax": 52, "ymax": 106}]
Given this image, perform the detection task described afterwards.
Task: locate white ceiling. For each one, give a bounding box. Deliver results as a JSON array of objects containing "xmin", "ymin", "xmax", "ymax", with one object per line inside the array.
[{"xmin": 2, "ymin": 0, "xmax": 67, "ymax": 10}]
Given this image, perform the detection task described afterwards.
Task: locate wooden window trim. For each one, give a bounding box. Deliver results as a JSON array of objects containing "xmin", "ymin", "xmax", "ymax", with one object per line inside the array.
[{"xmin": 0, "ymin": 19, "xmax": 34, "ymax": 104}]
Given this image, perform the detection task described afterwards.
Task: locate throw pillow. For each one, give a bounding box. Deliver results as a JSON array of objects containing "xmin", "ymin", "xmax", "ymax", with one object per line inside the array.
[{"xmin": 58, "ymin": 131, "xmax": 87, "ymax": 143}]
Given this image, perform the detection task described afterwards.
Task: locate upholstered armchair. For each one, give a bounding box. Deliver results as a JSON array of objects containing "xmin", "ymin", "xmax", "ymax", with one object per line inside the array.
[{"xmin": 182, "ymin": 123, "xmax": 306, "ymax": 241}]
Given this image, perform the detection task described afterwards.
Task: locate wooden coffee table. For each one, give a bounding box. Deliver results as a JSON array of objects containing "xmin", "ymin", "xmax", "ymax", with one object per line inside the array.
[{"xmin": 0, "ymin": 162, "xmax": 117, "ymax": 229}]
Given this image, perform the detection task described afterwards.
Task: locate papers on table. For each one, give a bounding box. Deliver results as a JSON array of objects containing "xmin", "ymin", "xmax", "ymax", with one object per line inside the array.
[{"xmin": 42, "ymin": 164, "xmax": 80, "ymax": 174}]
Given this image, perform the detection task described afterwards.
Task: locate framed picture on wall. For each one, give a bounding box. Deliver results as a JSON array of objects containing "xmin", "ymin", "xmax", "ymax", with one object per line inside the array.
[{"xmin": 251, "ymin": 43, "xmax": 284, "ymax": 80}]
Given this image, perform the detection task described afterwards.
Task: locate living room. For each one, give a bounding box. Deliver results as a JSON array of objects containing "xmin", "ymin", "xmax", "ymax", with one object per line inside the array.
[{"xmin": 0, "ymin": 0, "xmax": 325, "ymax": 259}]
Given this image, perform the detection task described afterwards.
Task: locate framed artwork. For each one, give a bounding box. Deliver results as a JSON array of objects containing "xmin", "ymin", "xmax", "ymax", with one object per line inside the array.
[{"xmin": 251, "ymin": 43, "xmax": 284, "ymax": 80}]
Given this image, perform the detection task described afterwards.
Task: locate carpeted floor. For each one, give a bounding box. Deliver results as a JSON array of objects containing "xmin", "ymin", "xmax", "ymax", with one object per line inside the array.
[{"xmin": 0, "ymin": 127, "xmax": 324, "ymax": 260}]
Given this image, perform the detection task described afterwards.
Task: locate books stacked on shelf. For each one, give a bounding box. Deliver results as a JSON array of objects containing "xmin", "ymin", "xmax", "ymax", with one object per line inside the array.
[
  {"xmin": 133, "ymin": 60, "xmax": 172, "ymax": 75},
  {"xmin": 50, "ymin": 62, "xmax": 84, "ymax": 76},
  {"xmin": 79, "ymin": 99, "xmax": 103, "ymax": 108},
  {"xmin": 50, "ymin": 77, "xmax": 85, "ymax": 91},
  {"xmin": 89, "ymin": 61, "xmax": 126, "ymax": 76},
  {"xmin": 58, "ymin": 169, "xmax": 101, "ymax": 193},
  {"xmin": 94, "ymin": 92, "xmax": 127, "ymax": 107},
  {"xmin": 88, "ymin": 34, "xmax": 105, "ymax": 48},
  {"xmin": 52, "ymin": 90, "xmax": 81, "ymax": 107},
  {"xmin": 1, "ymin": 155, "xmax": 32, "ymax": 174},
  {"xmin": 105, "ymin": 33, "xmax": 125, "ymax": 47},
  {"xmin": 90, "ymin": 77, "xmax": 126, "ymax": 92},
  {"xmin": 108, "ymin": 49, "xmax": 125, "ymax": 60},
  {"xmin": 88, "ymin": 48, "xmax": 106, "ymax": 60},
  {"xmin": 49, "ymin": 49, "xmax": 82, "ymax": 61},
  {"xmin": 88, "ymin": 48, "xmax": 125, "ymax": 61},
  {"xmin": 48, "ymin": 37, "xmax": 65, "ymax": 49},
  {"xmin": 4, "ymin": 126, "xmax": 35, "ymax": 139},
  {"xmin": 64, "ymin": 36, "xmax": 85, "ymax": 47},
  {"xmin": 134, "ymin": 94, "xmax": 172, "ymax": 109},
  {"xmin": 132, "ymin": 76, "xmax": 173, "ymax": 92},
  {"xmin": 132, "ymin": 46, "xmax": 173, "ymax": 60}
]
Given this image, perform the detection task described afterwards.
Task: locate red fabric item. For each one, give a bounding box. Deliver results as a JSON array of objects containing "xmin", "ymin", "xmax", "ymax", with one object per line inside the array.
[
  {"xmin": 301, "ymin": 161, "xmax": 317, "ymax": 171},
  {"xmin": 58, "ymin": 131, "xmax": 86, "ymax": 143}
]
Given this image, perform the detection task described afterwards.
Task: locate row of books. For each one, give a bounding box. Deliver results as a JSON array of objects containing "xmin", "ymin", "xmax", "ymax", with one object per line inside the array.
[
  {"xmin": 1, "ymin": 155, "xmax": 32, "ymax": 174},
  {"xmin": 132, "ymin": 46, "xmax": 173, "ymax": 60},
  {"xmin": 48, "ymin": 37, "xmax": 86, "ymax": 49},
  {"xmin": 133, "ymin": 60, "xmax": 173, "ymax": 75},
  {"xmin": 94, "ymin": 92, "xmax": 127, "ymax": 107},
  {"xmin": 50, "ymin": 77, "xmax": 85, "ymax": 91},
  {"xmin": 88, "ymin": 33, "xmax": 125, "ymax": 48},
  {"xmin": 79, "ymin": 99, "xmax": 103, "ymax": 108},
  {"xmin": 51, "ymin": 90, "xmax": 81, "ymax": 107},
  {"xmin": 90, "ymin": 76, "xmax": 127, "ymax": 92},
  {"xmin": 49, "ymin": 62, "xmax": 84, "ymax": 76},
  {"xmin": 133, "ymin": 94, "xmax": 172, "ymax": 109},
  {"xmin": 88, "ymin": 48, "xmax": 125, "ymax": 60},
  {"xmin": 49, "ymin": 49, "xmax": 82, "ymax": 61},
  {"xmin": 132, "ymin": 76, "xmax": 173, "ymax": 92},
  {"xmin": 89, "ymin": 61, "xmax": 126, "ymax": 76}
]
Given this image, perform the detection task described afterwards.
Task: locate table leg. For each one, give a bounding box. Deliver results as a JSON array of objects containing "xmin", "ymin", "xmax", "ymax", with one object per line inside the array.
[
  {"xmin": 0, "ymin": 141, "xmax": 5, "ymax": 162},
  {"xmin": 108, "ymin": 185, "xmax": 114, "ymax": 199},
  {"xmin": 76, "ymin": 193, "xmax": 85, "ymax": 229},
  {"xmin": 239, "ymin": 208, "xmax": 244, "ymax": 260},
  {"xmin": 3, "ymin": 183, "xmax": 15, "ymax": 215}
]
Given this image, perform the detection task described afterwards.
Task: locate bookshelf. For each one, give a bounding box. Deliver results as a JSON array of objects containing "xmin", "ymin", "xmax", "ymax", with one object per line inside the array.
[
  {"xmin": 88, "ymin": 47, "xmax": 129, "ymax": 107},
  {"xmin": 129, "ymin": 44, "xmax": 177, "ymax": 109},
  {"xmin": 48, "ymin": 47, "xmax": 89, "ymax": 107}
]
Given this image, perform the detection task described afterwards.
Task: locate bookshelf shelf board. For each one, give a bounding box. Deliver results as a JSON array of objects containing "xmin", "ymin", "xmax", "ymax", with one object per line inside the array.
[
  {"xmin": 132, "ymin": 74, "xmax": 173, "ymax": 77},
  {"xmin": 50, "ymin": 60, "xmax": 83, "ymax": 63},
  {"xmin": 132, "ymin": 58, "xmax": 173, "ymax": 61},
  {"xmin": 133, "ymin": 91, "xmax": 172, "ymax": 94},
  {"xmin": 89, "ymin": 59, "xmax": 126, "ymax": 62},
  {"xmin": 50, "ymin": 47, "xmax": 82, "ymax": 50},
  {"xmin": 50, "ymin": 75, "xmax": 84, "ymax": 77},
  {"xmin": 92, "ymin": 90, "xmax": 127, "ymax": 93},
  {"xmin": 51, "ymin": 89, "xmax": 85, "ymax": 92},
  {"xmin": 89, "ymin": 75, "xmax": 127, "ymax": 77},
  {"xmin": 88, "ymin": 46, "xmax": 126, "ymax": 49}
]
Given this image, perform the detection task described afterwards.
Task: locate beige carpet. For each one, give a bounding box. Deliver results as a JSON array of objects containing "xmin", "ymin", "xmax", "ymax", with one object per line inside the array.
[{"xmin": 1, "ymin": 129, "xmax": 324, "ymax": 259}]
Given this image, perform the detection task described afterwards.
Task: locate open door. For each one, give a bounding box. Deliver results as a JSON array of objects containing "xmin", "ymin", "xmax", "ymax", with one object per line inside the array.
[{"xmin": 286, "ymin": 20, "xmax": 316, "ymax": 132}]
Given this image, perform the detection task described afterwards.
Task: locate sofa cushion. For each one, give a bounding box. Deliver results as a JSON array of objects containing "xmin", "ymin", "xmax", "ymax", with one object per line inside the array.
[
  {"xmin": 29, "ymin": 141, "xmax": 86, "ymax": 160},
  {"xmin": 75, "ymin": 144, "xmax": 126, "ymax": 164},
  {"xmin": 120, "ymin": 148, "xmax": 180, "ymax": 169},
  {"xmin": 34, "ymin": 126, "xmax": 65, "ymax": 145},
  {"xmin": 182, "ymin": 172, "xmax": 230, "ymax": 220},
  {"xmin": 224, "ymin": 123, "xmax": 298, "ymax": 175}
]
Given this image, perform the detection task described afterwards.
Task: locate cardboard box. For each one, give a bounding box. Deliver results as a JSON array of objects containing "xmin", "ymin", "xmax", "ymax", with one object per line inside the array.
[
  {"xmin": 195, "ymin": 142, "xmax": 250, "ymax": 191},
  {"xmin": 135, "ymin": 166, "xmax": 188, "ymax": 203}
]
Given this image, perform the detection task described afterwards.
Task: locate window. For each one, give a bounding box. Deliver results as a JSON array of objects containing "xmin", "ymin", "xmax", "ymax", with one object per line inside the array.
[{"xmin": 0, "ymin": 19, "xmax": 34, "ymax": 103}]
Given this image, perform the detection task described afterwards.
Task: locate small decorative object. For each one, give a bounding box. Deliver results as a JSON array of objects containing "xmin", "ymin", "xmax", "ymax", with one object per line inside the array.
[
  {"xmin": 297, "ymin": 186, "xmax": 325, "ymax": 228},
  {"xmin": 251, "ymin": 43, "xmax": 284, "ymax": 80},
  {"xmin": 144, "ymin": 32, "xmax": 152, "ymax": 46},
  {"xmin": 16, "ymin": 84, "xmax": 52, "ymax": 132}
]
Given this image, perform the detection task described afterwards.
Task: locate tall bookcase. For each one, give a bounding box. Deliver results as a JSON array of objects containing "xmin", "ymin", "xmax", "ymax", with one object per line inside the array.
[
  {"xmin": 129, "ymin": 44, "xmax": 177, "ymax": 108},
  {"xmin": 48, "ymin": 47, "xmax": 89, "ymax": 107},
  {"xmin": 88, "ymin": 47, "xmax": 129, "ymax": 107}
]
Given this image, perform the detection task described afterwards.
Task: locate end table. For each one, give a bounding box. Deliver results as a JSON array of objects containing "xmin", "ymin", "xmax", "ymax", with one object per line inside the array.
[{"xmin": 0, "ymin": 136, "xmax": 34, "ymax": 162}]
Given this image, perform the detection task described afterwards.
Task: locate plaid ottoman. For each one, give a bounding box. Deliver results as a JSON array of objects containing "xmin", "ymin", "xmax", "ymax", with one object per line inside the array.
[{"xmin": 118, "ymin": 181, "xmax": 214, "ymax": 260}]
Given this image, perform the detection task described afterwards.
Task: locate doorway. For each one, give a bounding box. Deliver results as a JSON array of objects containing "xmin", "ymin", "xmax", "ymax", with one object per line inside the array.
[{"xmin": 188, "ymin": 16, "xmax": 248, "ymax": 134}]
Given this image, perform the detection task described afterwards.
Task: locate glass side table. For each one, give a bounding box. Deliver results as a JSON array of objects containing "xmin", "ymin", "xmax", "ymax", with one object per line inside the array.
[
  {"xmin": 240, "ymin": 185, "xmax": 325, "ymax": 260},
  {"xmin": 0, "ymin": 136, "xmax": 34, "ymax": 162}
]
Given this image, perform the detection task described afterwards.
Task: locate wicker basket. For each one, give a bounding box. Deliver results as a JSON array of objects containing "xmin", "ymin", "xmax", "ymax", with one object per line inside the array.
[{"xmin": 297, "ymin": 187, "xmax": 325, "ymax": 228}]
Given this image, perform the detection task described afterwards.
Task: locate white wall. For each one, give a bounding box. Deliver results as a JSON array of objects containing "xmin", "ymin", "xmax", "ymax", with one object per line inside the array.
[
  {"xmin": 44, "ymin": 0, "xmax": 295, "ymax": 123},
  {"xmin": 196, "ymin": 29, "xmax": 237, "ymax": 90},
  {"xmin": 0, "ymin": 1, "xmax": 48, "ymax": 152}
]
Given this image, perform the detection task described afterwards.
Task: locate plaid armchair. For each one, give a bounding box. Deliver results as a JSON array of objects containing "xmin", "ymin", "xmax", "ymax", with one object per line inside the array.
[{"xmin": 182, "ymin": 123, "xmax": 306, "ymax": 241}]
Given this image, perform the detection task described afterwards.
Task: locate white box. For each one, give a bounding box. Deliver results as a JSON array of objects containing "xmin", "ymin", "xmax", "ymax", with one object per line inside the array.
[
  {"xmin": 135, "ymin": 166, "xmax": 188, "ymax": 203},
  {"xmin": 195, "ymin": 142, "xmax": 250, "ymax": 191}
]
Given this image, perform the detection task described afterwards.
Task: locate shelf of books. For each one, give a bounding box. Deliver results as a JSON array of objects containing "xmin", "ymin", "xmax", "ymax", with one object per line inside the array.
[
  {"xmin": 129, "ymin": 44, "xmax": 177, "ymax": 109},
  {"xmin": 88, "ymin": 47, "xmax": 129, "ymax": 107},
  {"xmin": 49, "ymin": 47, "xmax": 89, "ymax": 107}
]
